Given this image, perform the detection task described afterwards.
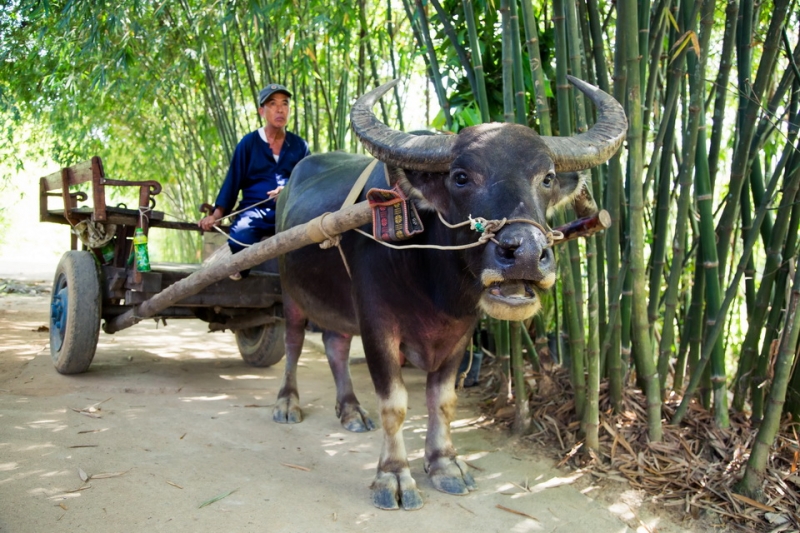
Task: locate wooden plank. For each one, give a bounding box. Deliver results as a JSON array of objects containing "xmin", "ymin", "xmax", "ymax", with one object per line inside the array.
[
  {"xmin": 125, "ymin": 290, "xmax": 280, "ymax": 308},
  {"xmin": 40, "ymin": 160, "xmax": 93, "ymax": 191},
  {"xmin": 91, "ymin": 156, "xmax": 107, "ymax": 222},
  {"xmin": 39, "ymin": 178, "xmax": 48, "ymax": 223}
]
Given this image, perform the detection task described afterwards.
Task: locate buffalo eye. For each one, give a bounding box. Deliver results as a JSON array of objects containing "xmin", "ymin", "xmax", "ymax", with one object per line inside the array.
[
  {"xmin": 542, "ymin": 172, "xmax": 555, "ymax": 188},
  {"xmin": 453, "ymin": 171, "xmax": 469, "ymax": 187}
]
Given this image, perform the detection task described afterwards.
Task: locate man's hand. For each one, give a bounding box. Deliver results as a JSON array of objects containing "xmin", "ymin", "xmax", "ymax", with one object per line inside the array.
[
  {"xmin": 267, "ymin": 185, "xmax": 284, "ymax": 200},
  {"xmin": 198, "ymin": 207, "xmax": 225, "ymax": 231}
]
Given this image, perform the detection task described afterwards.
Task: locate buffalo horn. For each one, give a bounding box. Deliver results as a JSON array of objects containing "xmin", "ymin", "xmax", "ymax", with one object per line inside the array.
[
  {"xmin": 350, "ymin": 80, "xmax": 456, "ymax": 172},
  {"xmin": 351, "ymin": 77, "xmax": 627, "ymax": 173},
  {"xmin": 542, "ymin": 76, "xmax": 628, "ymax": 172}
]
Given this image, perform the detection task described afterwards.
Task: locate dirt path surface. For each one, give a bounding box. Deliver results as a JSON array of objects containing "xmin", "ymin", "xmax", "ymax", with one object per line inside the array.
[{"xmin": 0, "ymin": 290, "xmax": 695, "ymax": 533}]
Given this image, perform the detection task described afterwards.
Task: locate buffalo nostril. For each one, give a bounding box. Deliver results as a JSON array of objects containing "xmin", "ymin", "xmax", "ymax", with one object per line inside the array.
[
  {"xmin": 496, "ymin": 243, "xmax": 517, "ymax": 261},
  {"xmin": 540, "ymin": 247, "xmax": 553, "ymax": 265}
]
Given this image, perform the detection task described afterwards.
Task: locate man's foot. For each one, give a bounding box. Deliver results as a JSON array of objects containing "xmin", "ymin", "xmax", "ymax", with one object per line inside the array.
[{"xmin": 229, "ymin": 272, "xmax": 242, "ymax": 281}]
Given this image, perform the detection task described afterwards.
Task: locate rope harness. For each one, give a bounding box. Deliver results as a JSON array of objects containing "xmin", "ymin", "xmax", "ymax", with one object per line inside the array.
[{"xmin": 318, "ymin": 159, "xmax": 565, "ymax": 278}]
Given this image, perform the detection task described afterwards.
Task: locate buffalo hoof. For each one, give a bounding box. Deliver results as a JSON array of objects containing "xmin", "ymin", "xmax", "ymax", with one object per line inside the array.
[
  {"xmin": 371, "ymin": 470, "xmax": 424, "ymax": 510},
  {"xmin": 272, "ymin": 396, "xmax": 303, "ymax": 424},
  {"xmin": 427, "ymin": 457, "xmax": 477, "ymax": 495},
  {"xmin": 338, "ymin": 403, "xmax": 376, "ymax": 433}
]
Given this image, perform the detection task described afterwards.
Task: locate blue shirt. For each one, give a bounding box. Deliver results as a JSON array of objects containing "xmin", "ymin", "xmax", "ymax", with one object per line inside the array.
[{"xmin": 214, "ymin": 129, "xmax": 310, "ymax": 216}]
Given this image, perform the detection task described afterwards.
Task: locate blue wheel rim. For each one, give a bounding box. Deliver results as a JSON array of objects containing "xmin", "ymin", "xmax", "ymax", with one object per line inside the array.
[{"xmin": 50, "ymin": 275, "xmax": 68, "ymax": 352}]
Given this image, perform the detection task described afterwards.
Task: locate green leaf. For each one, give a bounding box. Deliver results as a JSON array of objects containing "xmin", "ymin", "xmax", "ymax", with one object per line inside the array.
[{"xmin": 198, "ymin": 488, "xmax": 238, "ymax": 509}]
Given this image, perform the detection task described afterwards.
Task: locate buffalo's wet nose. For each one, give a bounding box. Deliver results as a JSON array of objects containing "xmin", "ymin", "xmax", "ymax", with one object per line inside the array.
[
  {"xmin": 490, "ymin": 226, "xmax": 555, "ymax": 284},
  {"xmin": 495, "ymin": 235, "xmax": 523, "ymax": 262}
]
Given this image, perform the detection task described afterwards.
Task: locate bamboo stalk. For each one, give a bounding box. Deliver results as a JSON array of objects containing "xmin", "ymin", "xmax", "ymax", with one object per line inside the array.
[
  {"xmin": 564, "ymin": 0, "xmax": 599, "ymax": 449},
  {"xmin": 602, "ymin": 0, "xmax": 626, "ymax": 410},
  {"xmin": 672, "ymin": 139, "xmax": 799, "ymax": 425},
  {"xmin": 655, "ymin": 104, "xmax": 682, "ymax": 397},
  {"xmin": 552, "ymin": 0, "xmax": 586, "ymax": 419},
  {"xmin": 642, "ymin": 0, "xmax": 669, "ymax": 136},
  {"xmin": 463, "ymin": 0, "xmax": 490, "ymax": 122},
  {"xmin": 620, "ymin": 0, "xmax": 662, "ymax": 441},
  {"xmin": 714, "ymin": 0, "xmax": 790, "ymax": 281},
  {"xmin": 743, "ymin": 154, "xmax": 800, "ymax": 421},
  {"xmin": 511, "ymin": 321, "xmax": 531, "ymax": 434},
  {"xmin": 500, "ymin": 0, "xmax": 515, "ymax": 124},
  {"xmin": 414, "ymin": 0, "xmax": 452, "ymax": 129},
  {"xmin": 648, "ymin": 80, "xmax": 680, "ymax": 328},
  {"xmin": 520, "ymin": 0, "xmax": 551, "ymax": 132},
  {"xmin": 429, "ymin": 0, "xmax": 478, "ymax": 101},
  {"xmin": 735, "ymin": 247, "xmax": 800, "ymax": 501},
  {"xmin": 707, "ymin": 0, "xmax": 739, "ymax": 187},
  {"xmin": 386, "ymin": 0, "xmax": 405, "ymax": 130},
  {"xmin": 674, "ymin": 248, "xmax": 703, "ymax": 392},
  {"xmin": 696, "ymin": 119, "xmax": 729, "ymax": 428},
  {"xmin": 733, "ymin": 160, "xmax": 800, "ymax": 410},
  {"xmin": 508, "ymin": 0, "xmax": 527, "ymax": 125},
  {"xmin": 521, "ymin": 323, "xmax": 541, "ymax": 372}
]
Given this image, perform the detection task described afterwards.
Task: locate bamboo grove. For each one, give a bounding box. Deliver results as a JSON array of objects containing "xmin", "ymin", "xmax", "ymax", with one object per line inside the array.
[{"xmin": 2, "ymin": 0, "xmax": 799, "ymax": 502}]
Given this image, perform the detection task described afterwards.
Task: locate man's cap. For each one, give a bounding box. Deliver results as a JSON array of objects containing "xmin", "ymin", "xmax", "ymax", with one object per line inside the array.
[{"xmin": 259, "ymin": 84, "xmax": 292, "ymax": 105}]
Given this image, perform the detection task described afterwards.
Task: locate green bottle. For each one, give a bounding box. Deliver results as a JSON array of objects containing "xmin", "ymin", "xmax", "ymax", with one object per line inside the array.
[
  {"xmin": 133, "ymin": 228, "xmax": 151, "ymax": 272},
  {"xmin": 99, "ymin": 238, "xmax": 115, "ymax": 264}
]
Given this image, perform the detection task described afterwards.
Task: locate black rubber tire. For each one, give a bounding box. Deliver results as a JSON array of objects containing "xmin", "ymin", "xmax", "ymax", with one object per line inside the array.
[
  {"xmin": 235, "ymin": 321, "xmax": 286, "ymax": 367},
  {"xmin": 50, "ymin": 251, "xmax": 102, "ymax": 374}
]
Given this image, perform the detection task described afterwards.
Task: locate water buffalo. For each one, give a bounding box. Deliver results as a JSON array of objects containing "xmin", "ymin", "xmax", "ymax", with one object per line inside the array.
[{"xmin": 273, "ymin": 76, "xmax": 626, "ymax": 510}]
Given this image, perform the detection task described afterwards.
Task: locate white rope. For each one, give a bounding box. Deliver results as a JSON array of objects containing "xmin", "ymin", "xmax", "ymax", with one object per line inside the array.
[
  {"xmin": 138, "ymin": 205, "xmax": 150, "ymax": 228},
  {"xmin": 202, "ymin": 196, "xmax": 279, "ymax": 249},
  {"xmin": 352, "ymin": 210, "xmax": 562, "ymax": 251}
]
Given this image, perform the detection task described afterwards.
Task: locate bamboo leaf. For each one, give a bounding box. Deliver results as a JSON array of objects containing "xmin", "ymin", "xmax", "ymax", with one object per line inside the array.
[
  {"xmin": 668, "ymin": 32, "xmax": 693, "ymax": 63},
  {"xmin": 198, "ymin": 488, "xmax": 238, "ymax": 508},
  {"xmin": 665, "ymin": 9, "xmax": 680, "ymax": 32},
  {"xmin": 689, "ymin": 32, "xmax": 701, "ymax": 57}
]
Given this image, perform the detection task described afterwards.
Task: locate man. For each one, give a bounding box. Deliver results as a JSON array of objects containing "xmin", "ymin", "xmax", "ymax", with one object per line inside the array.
[{"xmin": 199, "ymin": 83, "xmax": 310, "ymax": 278}]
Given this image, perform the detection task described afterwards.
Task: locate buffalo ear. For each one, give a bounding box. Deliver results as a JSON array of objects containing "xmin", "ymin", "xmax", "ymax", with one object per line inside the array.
[
  {"xmin": 556, "ymin": 170, "xmax": 584, "ymax": 199},
  {"xmin": 548, "ymin": 170, "xmax": 589, "ymax": 215},
  {"xmin": 393, "ymin": 167, "xmax": 450, "ymax": 213}
]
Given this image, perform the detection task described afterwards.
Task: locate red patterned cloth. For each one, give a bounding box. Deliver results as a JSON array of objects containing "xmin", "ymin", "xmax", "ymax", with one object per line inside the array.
[{"xmin": 367, "ymin": 185, "xmax": 424, "ymax": 242}]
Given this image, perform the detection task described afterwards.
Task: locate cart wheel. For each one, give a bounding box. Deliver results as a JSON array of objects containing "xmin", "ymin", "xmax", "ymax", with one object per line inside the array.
[
  {"xmin": 50, "ymin": 251, "xmax": 102, "ymax": 374},
  {"xmin": 235, "ymin": 321, "xmax": 285, "ymax": 367}
]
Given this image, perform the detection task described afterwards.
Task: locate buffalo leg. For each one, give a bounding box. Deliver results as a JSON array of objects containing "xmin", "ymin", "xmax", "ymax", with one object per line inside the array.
[
  {"xmin": 424, "ymin": 347, "xmax": 476, "ymax": 495},
  {"xmin": 322, "ymin": 330, "xmax": 375, "ymax": 432},
  {"xmin": 273, "ymin": 295, "xmax": 306, "ymax": 424},
  {"xmin": 362, "ymin": 332, "xmax": 423, "ymax": 510}
]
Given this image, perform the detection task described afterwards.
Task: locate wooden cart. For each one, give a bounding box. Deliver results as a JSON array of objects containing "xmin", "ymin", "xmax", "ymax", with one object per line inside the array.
[{"xmin": 40, "ymin": 156, "xmax": 285, "ymax": 374}]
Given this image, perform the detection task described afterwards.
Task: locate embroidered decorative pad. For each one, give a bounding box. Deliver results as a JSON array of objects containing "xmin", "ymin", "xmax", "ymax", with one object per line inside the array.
[{"xmin": 366, "ymin": 185, "xmax": 424, "ymax": 242}]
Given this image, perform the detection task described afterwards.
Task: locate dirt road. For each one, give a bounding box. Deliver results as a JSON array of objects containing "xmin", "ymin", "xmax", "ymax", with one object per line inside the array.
[{"xmin": 0, "ymin": 291, "xmax": 691, "ymax": 533}]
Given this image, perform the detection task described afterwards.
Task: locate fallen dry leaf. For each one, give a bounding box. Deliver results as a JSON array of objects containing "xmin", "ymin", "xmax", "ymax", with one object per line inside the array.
[
  {"xmin": 90, "ymin": 471, "xmax": 129, "ymax": 479},
  {"xmin": 495, "ymin": 504, "xmax": 538, "ymax": 521},
  {"xmin": 281, "ymin": 463, "xmax": 311, "ymax": 472},
  {"xmin": 731, "ymin": 493, "xmax": 777, "ymax": 513},
  {"xmin": 70, "ymin": 408, "xmax": 101, "ymax": 419}
]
